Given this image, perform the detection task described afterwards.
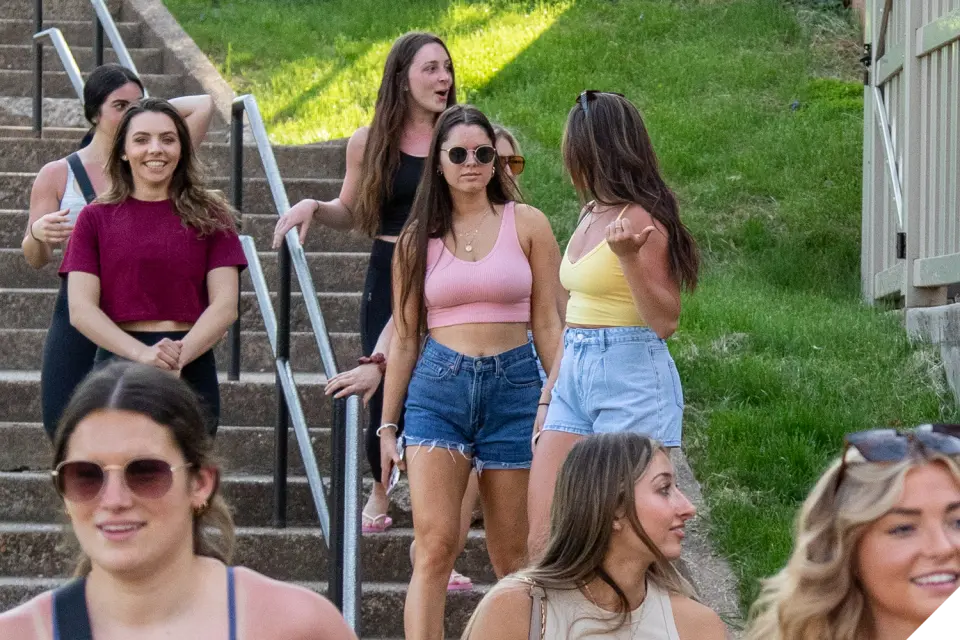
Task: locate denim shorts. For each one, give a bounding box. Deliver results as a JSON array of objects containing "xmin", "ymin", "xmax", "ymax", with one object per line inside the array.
[
  {"xmin": 402, "ymin": 337, "xmax": 542, "ymax": 471},
  {"xmin": 543, "ymin": 327, "xmax": 684, "ymax": 446}
]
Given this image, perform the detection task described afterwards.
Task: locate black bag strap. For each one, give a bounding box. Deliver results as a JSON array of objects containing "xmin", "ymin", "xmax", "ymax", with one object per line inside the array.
[
  {"xmin": 52, "ymin": 578, "xmax": 93, "ymax": 640},
  {"xmin": 66, "ymin": 153, "xmax": 97, "ymax": 205}
]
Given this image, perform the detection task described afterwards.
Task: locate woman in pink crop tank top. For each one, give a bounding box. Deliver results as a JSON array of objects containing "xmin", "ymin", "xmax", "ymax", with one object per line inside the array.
[
  {"xmin": 527, "ymin": 92, "xmax": 702, "ymax": 559},
  {"xmin": 377, "ymin": 105, "xmax": 563, "ymax": 638},
  {"xmin": 60, "ymin": 98, "xmax": 246, "ymax": 436}
]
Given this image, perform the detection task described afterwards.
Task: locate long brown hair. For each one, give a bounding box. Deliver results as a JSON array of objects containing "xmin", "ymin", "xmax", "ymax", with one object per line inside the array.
[
  {"xmin": 563, "ymin": 92, "xmax": 699, "ymax": 291},
  {"xmin": 394, "ymin": 105, "xmax": 520, "ymax": 338},
  {"xmin": 101, "ymin": 97, "xmax": 236, "ymax": 236},
  {"xmin": 463, "ymin": 433, "xmax": 696, "ymax": 638},
  {"xmin": 353, "ymin": 32, "xmax": 456, "ymax": 237},
  {"xmin": 53, "ymin": 362, "xmax": 235, "ymax": 576}
]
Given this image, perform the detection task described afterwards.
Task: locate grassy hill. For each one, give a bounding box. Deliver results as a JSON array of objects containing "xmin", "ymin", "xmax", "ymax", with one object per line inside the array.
[{"xmin": 164, "ymin": 0, "xmax": 959, "ymax": 609}]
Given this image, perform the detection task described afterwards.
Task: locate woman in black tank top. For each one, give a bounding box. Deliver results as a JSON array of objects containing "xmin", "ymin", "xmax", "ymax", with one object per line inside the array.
[{"xmin": 273, "ymin": 32, "xmax": 455, "ymax": 534}]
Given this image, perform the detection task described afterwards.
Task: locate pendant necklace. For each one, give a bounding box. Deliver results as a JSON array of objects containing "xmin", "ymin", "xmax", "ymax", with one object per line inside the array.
[{"xmin": 457, "ymin": 205, "xmax": 492, "ymax": 253}]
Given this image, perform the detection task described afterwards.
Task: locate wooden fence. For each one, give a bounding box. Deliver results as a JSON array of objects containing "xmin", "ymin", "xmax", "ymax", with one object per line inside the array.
[{"xmin": 862, "ymin": 0, "xmax": 960, "ymax": 306}]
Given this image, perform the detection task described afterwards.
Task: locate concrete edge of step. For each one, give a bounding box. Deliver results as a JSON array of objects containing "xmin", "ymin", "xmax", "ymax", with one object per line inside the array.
[{"xmin": 671, "ymin": 449, "xmax": 744, "ymax": 637}]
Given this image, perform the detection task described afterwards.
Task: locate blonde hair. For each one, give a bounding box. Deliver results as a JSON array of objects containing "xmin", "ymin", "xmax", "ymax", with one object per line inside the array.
[
  {"xmin": 463, "ymin": 433, "xmax": 695, "ymax": 638},
  {"xmin": 493, "ymin": 123, "xmax": 521, "ymax": 155},
  {"xmin": 745, "ymin": 450, "xmax": 960, "ymax": 640}
]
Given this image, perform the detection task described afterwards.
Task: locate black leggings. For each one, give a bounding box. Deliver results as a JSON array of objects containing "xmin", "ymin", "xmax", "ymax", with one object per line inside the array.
[
  {"xmin": 94, "ymin": 330, "xmax": 220, "ymax": 436},
  {"xmin": 360, "ymin": 239, "xmax": 403, "ymax": 482},
  {"xmin": 41, "ymin": 280, "xmax": 98, "ymax": 440}
]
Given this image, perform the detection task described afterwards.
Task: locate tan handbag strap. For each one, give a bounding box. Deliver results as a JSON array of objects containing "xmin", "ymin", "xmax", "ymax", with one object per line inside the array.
[{"xmin": 528, "ymin": 582, "xmax": 547, "ymax": 640}]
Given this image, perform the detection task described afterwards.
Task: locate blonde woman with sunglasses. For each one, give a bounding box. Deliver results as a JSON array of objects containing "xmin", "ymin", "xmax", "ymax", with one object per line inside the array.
[
  {"xmin": 0, "ymin": 362, "xmax": 356, "ymax": 640},
  {"xmin": 746, "ymin": 424, "xmax": 960, "ymax": 640}
]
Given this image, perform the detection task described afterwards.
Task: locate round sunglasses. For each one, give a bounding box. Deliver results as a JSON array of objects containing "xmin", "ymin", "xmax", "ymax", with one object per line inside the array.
[
  {"xmin": 441, "ymin": 145, "xmax": 496, "ymax": 165},
  {"xmin": 52, "ymin": 458, "xmax": 194, "ymax": 502},
  {"xmin": 500, "ymin": 154, "xmax": 525, "ymax": 176}
]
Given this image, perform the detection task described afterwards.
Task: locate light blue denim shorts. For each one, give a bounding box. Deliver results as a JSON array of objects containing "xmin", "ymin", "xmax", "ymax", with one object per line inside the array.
[
  {"xmin": 543, "ymin": 327, "xmax": 684, "ymax": 446},
  {"xmin": 402, "ymin": 337, "xmax": 542, "ymax": 471}
]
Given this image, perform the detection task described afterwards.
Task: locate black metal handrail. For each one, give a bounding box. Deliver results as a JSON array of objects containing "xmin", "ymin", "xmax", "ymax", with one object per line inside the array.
[{"xmin": 229, "ymin": 95, "xmax": 362, "ymax": 630}]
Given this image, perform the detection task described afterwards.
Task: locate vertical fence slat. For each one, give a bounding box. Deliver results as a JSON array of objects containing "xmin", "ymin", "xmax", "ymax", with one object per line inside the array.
[
  {"xmin": 951, "ymin": 42, "xmax": 959, "ymax": 255},
  {"xmin": 939, "ymin": 47, "xmax": 949, "ymax": 257}
]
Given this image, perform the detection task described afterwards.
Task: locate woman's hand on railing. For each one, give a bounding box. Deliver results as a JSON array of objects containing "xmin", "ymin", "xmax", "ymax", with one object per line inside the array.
[
  {"xmin": 30, "ymin": 210, "xmax": 73, "ymax": 245},
  {"xmin": 325, "ymin": 363, "xmax": 382, "ymax": 406},
  {"xmin": 272, "ymin": 198, "xmax": 319, "ymax": 248}
]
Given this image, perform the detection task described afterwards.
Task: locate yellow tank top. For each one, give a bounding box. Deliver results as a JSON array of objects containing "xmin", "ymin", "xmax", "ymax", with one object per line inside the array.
[{"xmin": 559, "ymin": 205, "xmax": 645, "ymax": 327}]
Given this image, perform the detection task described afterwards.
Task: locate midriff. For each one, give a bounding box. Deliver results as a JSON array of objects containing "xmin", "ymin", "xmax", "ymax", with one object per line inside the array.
[
  {"xmin": 429, "ymin": 322, "xmax": 528, "ymax": 358},
  {"xmin": 374, "ymin": 235, "xmax": 399, "ymax": 243},
  {"xmin": 119, "ymin": 320, "xmax": 193, "ymax": 332}
]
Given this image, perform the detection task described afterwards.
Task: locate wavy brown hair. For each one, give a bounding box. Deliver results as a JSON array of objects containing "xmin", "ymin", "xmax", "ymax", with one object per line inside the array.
[
  {"xmin": 563, "ymin": 92, "xmax": 699, "ymax": 291},
  {"xmin": 53, "ymin": 362, "xmax": 235, "ymax": 576},
  {"xmin": 101, "ymin": 97, "xmax": 236, "ymax": 236},
  {"xmin": 353, "ymin": 32, "xmax": 456, "ymax": 237},
  {"xmin": 463, "ymin": 433, "xmax": 696, "ymax": 638},
  {"xmin": 745, "ymin": 445, "xmax": 960, "ymax": 640},
  {"xmin": 394, "ymin": 105, "xmax": 520, "ymax": 338}
]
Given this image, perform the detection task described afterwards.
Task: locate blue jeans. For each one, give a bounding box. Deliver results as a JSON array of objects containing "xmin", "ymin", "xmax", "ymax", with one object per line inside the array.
[
  {"xmin": 402, "ymin": 337, "xmax": 542, "ymax": 471},
  {"xmin": 543, "ymin": 327, "xmax": 684, "ymax": 446}
]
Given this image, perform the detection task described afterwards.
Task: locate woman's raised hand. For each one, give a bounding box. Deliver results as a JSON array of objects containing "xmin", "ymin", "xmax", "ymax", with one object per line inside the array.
[
  {"xmin": 30, "ymin": 210, "xmax": 74, "ymax": 245},
  {"xmin": 272, "ymin": 199, "xmax": 319, "ymax": 249},
  {"xmin": 605, "ymin": 217, "xmax": 655, "ymax": 257}
]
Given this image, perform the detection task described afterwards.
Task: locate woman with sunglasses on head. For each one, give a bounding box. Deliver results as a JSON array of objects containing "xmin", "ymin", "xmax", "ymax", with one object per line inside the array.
[
  {"xmin": 59, "ymin": 97, "xmax": 246, "ymax": 436},
  {"xmin": 273, "ymin": 32, "xmax": 455, "ymax": 535},
  {"xmin": 24, "ymin": 64, "xmax": 216, "ymax": 441},
  {"xmin": 380, "ymin": 104, "xmax": 563, "ymax": 639},
  {"xmin": 746, "ymin": 424, "xmax": 960, "ymax": 640},
  {"xmin": 527, "ymin": 91, "xmax": 700, "ymax": 558},
  {"xmin": 0, "ymin": 362, "xmax": 357, "ymax": 639},
  {"xmin": 463, "ymin": 432, "xmax": 726, "ymax": 639}
]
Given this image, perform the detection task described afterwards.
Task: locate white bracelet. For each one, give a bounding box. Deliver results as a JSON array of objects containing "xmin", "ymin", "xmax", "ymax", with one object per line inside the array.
[{"xmin": 376, "ymin": 423, "xmax": 399, "ymax": 437}]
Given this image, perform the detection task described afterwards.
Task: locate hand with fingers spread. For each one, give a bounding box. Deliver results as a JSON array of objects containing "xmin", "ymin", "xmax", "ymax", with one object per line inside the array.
[
  {"xmin": 30, "ymin": 210, "xmax": 74, "ymax": 245},
  {"xmin": 605, "ymin": 216, "xmax": 656, "ymax": 257},
  {"xmin": 325, "ymin": 363, "xmax": 383, "ymax": 406},
  {"xmin": 136, "ymin": 338, "xmax": 182, "ymax": 372},
  {"xmin": 272, "ymin": 199, "xmax": 320, "ymax": 249}
]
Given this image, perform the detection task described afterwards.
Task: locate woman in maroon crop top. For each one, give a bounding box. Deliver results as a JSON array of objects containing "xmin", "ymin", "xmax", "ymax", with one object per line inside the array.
[{"xmin": 60, "ymin": 98, "xmax": 247, "ymax": 435}]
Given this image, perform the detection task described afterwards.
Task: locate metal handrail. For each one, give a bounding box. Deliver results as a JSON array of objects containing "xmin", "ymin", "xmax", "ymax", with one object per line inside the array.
[
  {"xmin": 230, "ymin": 94, "xmax": 361, "ymax": 630},
  {"xmin": 88, "ymin": 0, "xmax": 143, "ymax": 79},
  {"xmin": 33, "ymin": 29, "xmax": 84, "ymax": 101}
]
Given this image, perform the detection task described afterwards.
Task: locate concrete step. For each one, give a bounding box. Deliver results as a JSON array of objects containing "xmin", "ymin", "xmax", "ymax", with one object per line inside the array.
[
  {"xmin": 0, "ymin": 289, "xmax": 362, "ymax": 333},
  {"xmin": 0, "ymin": 327, "xmax": 362, "ymax": 374},
  {"xmin": 0, "ymin": 44, "xmax": 164, "ymax": 74},
  {"xmin": 0, "ymin": 523, "xmax": 496, "ymax": 584},
  {"xmin": 0, "ymin": 577, "xmax": 483, "ymax": 639},
  {"xmin": 1, "ymin": 70, "xmax": 180, "ymax": 99},
  {"xmin": 0, "ymin": 247, "xmax": 368, "ymax": 292},
  {"xmin": 0, "ymin": 97, "xmax": 85, "ymax": 128},
  {"xmin": 0, "ymin": 0, "xmax": 122, "ymax": 21},
  {"xmin": 0, "ymin": 124, "xmax": 85, "ymax": 138},
  {"xmin": 0, "ymin": 172, "xmax": 342, "ymax": 212},
  {"xmin": 0, "ymin": 370, "xmax": 333, "ymax": 427},
  {"xmin": 0, "ymin": 137, "xmax": 348, "ymax": 180},
  {"xmin": 0, "ymin": 472, "xmax": 416, "ymax": 529},
  {"xmin": 0, "ymin": 210, "xmax": 371, "ymax": 254},
  {"xmin": 0, "ymin": 20, "xmax": 142, "ymax": 49}
]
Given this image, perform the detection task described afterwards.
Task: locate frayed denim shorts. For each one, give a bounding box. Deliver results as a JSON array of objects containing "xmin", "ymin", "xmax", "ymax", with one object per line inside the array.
[
  {"xmin": 402, "ymin": 337, "xmax": 542, "ymax": 471},
  {"xmin": 543, "ymin": 327, "xmax": 684, "ymax": 446}
]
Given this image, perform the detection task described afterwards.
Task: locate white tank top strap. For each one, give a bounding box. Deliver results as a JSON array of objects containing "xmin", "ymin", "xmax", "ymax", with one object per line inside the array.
[{"xmin": 59, "ymin": 159, "xmax": 89, "ymax": 224}]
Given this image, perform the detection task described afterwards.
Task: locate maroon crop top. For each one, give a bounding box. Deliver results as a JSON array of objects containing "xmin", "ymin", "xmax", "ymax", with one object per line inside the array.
[{"xmin": 59, "ymin": 197, "xmax": 247, "ymax": 324}]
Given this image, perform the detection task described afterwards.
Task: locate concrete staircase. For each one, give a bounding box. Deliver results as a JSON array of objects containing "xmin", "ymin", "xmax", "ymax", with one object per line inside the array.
[{"xmin": 0, "ymin": 0, "xmax": 489, "ymax": 636}]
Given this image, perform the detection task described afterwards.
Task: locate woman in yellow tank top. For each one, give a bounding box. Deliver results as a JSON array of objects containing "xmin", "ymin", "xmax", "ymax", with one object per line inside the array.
[{"xmin": 527, "ymin": 91, "xmax": 700, "ymax": 558}]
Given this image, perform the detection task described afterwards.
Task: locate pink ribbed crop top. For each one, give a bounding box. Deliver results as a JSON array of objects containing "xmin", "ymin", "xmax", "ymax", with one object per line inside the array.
[{"xmin": 424, "ymin": 201, "xmax": 532, "ymax": 329}]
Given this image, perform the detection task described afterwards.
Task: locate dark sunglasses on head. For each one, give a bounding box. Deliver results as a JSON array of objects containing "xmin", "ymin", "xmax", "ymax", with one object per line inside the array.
[
  {"xmin": 52, "ymin": 458, "xmax": 194, "ymax": 503},
  {"xmin": 834, "ymin": 424, "xmax": 960, "ymax": 491},
  {"xmin": 577, "ymin": 90, "xmax": 626, "ymax": 116},
  {"xmin": 442, "ymin": 145, "xmax": 496, "ymax": 165},
  {"xmin": 499, "ymin": 154, "xmax": 525, "ymax": 176}
]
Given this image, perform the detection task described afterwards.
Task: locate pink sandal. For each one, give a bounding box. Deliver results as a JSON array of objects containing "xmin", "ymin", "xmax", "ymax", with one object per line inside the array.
[
  {"xmin": 447, "ymin": 569, "xmax": 473, "ymax": 592},
  {"xmin": 361, "ymin": 511, "xmax": 394, "ymax": 534}
]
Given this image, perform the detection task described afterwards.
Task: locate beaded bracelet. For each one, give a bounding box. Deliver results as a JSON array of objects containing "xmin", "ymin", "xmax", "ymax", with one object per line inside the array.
[{"xmin": 358, "ymin": 352, "xmax": 387, "ymax": 374}]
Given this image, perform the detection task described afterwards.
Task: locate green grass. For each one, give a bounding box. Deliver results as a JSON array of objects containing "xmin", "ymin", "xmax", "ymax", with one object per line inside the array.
[{"xmin": 164, "ymin": 0, "xmax": 959, "ymax": 612}]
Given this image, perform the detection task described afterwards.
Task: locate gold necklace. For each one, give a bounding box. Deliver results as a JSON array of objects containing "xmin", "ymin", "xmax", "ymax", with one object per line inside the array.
[{"xmin": 456, "ymin": 206, "xmax": 491, "ymax": 253}]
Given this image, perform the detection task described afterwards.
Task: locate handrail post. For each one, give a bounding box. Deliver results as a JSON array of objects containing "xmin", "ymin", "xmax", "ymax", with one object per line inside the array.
[
  {"xmin": 328, "ymin": 396, "xmax": 346, "ymax": 611},
  {"xmin": 342, "ymin": 395, "xmax": 362, "ymax": 630},
  {"xmin": 93, "ymin": 15, "xmax": 104, "ymax": 67},
  {"xmin": 274, "ymin": 232, "xmax": 291, "ymax": 528},
  {"xmin": 33, "ymin": 0, "xmax": 42, "ymax": 138},
  {"xmin": 228, "ymin": 106, "xmax": 243, "ymax": 381}
]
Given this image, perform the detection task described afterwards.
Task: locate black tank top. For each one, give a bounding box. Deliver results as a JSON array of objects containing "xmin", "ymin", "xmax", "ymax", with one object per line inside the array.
[{"xmin": 379, "ymin": 152, "xmax": 425, "ymax": 236}]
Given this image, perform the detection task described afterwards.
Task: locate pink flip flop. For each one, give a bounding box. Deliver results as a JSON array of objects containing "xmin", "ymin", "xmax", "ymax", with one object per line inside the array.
[
  {"xmin": 361, "ymin": 511, "xmax": 394, "ymax": 534},
  {"xmin": 447, "ymin": 570, "xmax": 473, "ymax": 592}
]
